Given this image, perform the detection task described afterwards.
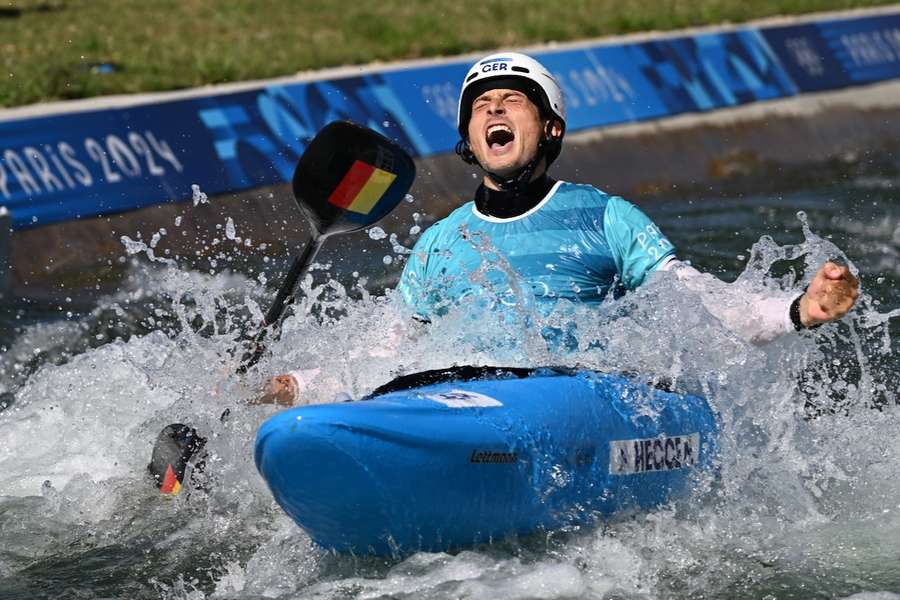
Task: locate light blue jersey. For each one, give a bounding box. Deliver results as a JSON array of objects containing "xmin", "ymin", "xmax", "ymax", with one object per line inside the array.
[{"xmin": 397, "ymin": 181, "xmax": 675, "ymax": 319}]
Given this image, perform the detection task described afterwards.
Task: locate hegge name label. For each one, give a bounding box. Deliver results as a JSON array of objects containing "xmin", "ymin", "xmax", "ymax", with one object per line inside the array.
[{"xmin": 609, "ymin": 433, "xmax": 699, "ymax": 475}]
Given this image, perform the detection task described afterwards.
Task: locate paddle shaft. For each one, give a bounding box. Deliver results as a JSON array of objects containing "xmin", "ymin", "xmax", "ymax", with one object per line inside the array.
[{"xmin": 238, "ymin": 234, "xmax": 326, "ymax": 373}]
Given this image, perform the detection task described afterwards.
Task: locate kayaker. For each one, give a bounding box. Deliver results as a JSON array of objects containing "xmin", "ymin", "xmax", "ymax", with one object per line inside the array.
[{"xmin": 256, "ymin": 51, "xmax": 859, "ymax": 406}]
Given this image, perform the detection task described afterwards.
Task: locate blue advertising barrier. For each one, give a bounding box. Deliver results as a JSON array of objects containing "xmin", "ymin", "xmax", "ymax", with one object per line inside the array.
[
  {"xmin": 762, "ymin": 13, "xmax": 900, "ymax": 92},
  {"xmin": 1, "ymin": 10, "xmax": 898, "ymax": 230}
]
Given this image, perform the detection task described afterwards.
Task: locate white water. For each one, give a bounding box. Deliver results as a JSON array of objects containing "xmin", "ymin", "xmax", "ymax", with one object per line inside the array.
[{"xmin": 0, "ymin": 208, "xmax": 897, "ymax": 599}]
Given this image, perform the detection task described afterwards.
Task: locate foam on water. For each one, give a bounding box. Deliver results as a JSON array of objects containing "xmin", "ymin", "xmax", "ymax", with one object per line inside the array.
[{"xmin": 0, "ymin": 208, "xmax": 897, "ymax": 599}]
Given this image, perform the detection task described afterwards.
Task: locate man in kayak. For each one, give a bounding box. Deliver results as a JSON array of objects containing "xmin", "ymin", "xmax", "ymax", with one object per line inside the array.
[{"xmin": 257, "ymin": 51, "xmax": 859, "ymax": 406}]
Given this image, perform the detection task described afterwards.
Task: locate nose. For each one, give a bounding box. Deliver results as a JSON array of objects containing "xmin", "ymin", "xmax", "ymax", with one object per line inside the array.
[{"xmin": 486, "ymin": 97, "xmax": 506, "ymax": 115}]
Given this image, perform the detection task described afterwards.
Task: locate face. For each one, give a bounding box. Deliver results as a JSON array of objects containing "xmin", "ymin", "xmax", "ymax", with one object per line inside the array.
[{"xmin": 467, "ymin": 88, "xmax": 547, "ymax": 183}]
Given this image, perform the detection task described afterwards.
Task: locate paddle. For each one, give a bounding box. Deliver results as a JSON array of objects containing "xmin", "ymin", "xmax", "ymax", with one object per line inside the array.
[
  {"xmin": 148, "ymin": 120, "xmax": 416, "ymax": 494},
  {"xmin": 238, "ymin": 120, "xmax": 417, "ymax": 372}
]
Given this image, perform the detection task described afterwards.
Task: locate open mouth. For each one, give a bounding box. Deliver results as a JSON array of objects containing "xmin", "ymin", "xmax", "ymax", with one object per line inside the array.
[{"xmin": 485, "ymin": 124, "xmax": 515, "ymax": 150}]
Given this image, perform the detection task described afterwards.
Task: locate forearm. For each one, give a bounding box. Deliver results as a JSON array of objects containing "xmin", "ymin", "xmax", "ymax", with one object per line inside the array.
[
  {"xmin": 656, "ymin": 259, "xmax": 796, "ymax": 345},
  {"xmin": 252, "ymin": 311, "xmax": 425, "ymax": 406}
]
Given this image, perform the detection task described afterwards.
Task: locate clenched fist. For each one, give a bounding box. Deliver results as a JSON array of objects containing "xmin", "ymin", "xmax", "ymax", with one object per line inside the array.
[
  {"xmin": 252, "ymin": 374, "xmax": 301, "ymax": 407},
  {"xmin": 799, "ymin": 261, "xmax": 860, "ymax": 327}
]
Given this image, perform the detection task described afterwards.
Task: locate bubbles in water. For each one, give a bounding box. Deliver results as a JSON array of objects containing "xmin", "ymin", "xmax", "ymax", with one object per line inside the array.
[
  {"xmin": 225, "ymin": 217, "xmax": 236, "ymax": 240},
  {"xmin": 382, "ymin": 256, "xmax": 393, "ymax": 265}
]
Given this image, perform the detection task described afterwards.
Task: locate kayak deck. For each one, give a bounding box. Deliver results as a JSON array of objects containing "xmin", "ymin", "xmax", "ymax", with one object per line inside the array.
[{"xmin": 255, "ymin": 368, "xmax": 718, "ymax": 555}]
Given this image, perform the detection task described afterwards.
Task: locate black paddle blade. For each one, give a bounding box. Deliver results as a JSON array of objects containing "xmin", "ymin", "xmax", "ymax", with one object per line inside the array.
[
  {"xmin": 293, "ymin": 121, "xmax": 416, "ymax": 237},
  {"xmin": 148, "ymin": 424, "xmax": 207, "ymax": 495}
]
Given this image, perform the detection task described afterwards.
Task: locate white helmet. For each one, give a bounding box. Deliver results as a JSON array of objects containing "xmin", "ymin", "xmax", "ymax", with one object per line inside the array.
[
  {"xmin": 456, "ymin": 51, "xmax": 567, "ymax": 173},
  {"xmin": 457, "ymin": 51, "xmax": 566, "ymax": 139}
]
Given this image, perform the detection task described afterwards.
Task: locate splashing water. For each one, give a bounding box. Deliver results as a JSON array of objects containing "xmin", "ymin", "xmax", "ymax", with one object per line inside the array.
[
  {"xmin": 191, "ymin": 184, "xmax": 209, "ymax": 207},
  {"xmin": 0, "ymin": 188, "xmax": 897, "ymax": 599},
  {"xmin": 224, "ymin": 218, "xmax": 237, "ymax": 241},
  {"xmin": 121, "ymin": 232, "xmax": 177, "ymax": 266},
  {"xmin": 366, "ymin": 227, "xmax": 388, "ymax": 241}
]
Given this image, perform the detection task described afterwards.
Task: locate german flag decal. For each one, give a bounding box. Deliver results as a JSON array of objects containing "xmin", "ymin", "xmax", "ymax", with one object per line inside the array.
[
  {"xmin": 328, "ymin": 160, "xmax": 397, "ymax": 215},
  {"xmin": 159, "ymin": 463, "xmax": 182, "ymax": 495}
]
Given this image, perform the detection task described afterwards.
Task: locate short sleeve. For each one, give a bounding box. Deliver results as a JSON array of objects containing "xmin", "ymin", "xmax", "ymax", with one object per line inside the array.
[{"xmin": 602, "ymin": 196, "xmax": 675, "ymax": 289}]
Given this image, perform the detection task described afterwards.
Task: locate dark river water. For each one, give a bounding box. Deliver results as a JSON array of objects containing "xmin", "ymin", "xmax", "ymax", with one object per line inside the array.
[{"xmin": 0, "ymin": 171, "xmax": 897, "ymax": 599}]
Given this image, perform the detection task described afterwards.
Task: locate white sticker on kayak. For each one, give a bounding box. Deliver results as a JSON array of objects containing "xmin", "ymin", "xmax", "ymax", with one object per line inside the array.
[
  {"xmin": 426, "ymin": 390, "xmax": 503, "ymax": 408},
  {"xmin": 609, "ymin": 433, "xmax": 700, "ymax": 475}
]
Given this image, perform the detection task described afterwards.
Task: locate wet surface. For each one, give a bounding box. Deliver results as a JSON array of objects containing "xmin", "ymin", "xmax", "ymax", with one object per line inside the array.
[{"xmin": 0, "ymin": 176, "xmax": 897, "ymax": 599}]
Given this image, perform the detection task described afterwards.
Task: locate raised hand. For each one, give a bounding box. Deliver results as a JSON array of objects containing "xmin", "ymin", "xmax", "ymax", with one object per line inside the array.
[{"xmin": 799, "ymin": 261, "xmax": 860, "ymax": 327}]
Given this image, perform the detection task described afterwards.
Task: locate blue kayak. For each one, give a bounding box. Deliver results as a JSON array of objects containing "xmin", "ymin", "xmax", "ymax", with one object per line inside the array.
[{"xmin": 254, "ymin": 367, "xmax": 718, "ymax": 555}]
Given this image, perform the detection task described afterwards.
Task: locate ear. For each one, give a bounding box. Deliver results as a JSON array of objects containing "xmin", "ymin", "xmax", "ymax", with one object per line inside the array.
[{"xmin": 544, "ymin": 118, "xmax": 564, "ymax": 139}]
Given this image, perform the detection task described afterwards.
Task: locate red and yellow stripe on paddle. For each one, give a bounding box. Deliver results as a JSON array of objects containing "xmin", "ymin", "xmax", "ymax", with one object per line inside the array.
[
  {"xmin": 328, "ymin": 160, "xmax": 397, "ymax": 215},
  {"xmin": 159, "ymin": 463, "xmax": 182, "ymax": 495}
]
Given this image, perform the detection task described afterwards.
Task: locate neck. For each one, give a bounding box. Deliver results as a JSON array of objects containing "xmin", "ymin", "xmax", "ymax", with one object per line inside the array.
[{"xmin": 474, "ymin": 173, "xmax": 556, "ymax": 219}]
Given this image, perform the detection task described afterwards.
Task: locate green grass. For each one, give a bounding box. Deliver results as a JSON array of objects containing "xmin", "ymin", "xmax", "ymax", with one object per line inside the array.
[{"xmin": 1, "ymin": 0, "xmax": 898, "ymax": 108}]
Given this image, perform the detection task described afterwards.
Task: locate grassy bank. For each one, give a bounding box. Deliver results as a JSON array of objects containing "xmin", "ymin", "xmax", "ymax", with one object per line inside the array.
[{"xmin": 2, "ymin": 0, "xmax": 898, "ymax": 108}]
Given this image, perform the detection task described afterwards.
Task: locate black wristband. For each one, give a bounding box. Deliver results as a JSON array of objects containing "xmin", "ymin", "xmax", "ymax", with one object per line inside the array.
[{"xmin": 790, "ymin": 294, "xmax": 822, "ymax": 331}]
